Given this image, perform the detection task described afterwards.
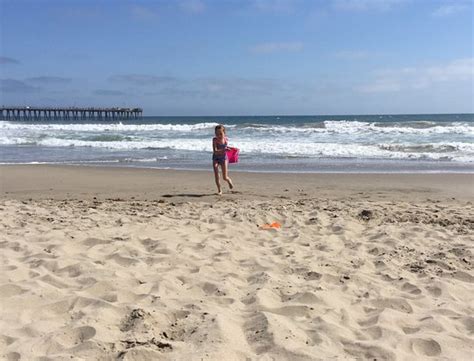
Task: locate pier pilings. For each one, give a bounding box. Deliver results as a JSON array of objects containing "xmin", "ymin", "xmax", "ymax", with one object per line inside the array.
[{"xmin": 0, "ymin": 107, "xmax": 143, "ymax": 121}]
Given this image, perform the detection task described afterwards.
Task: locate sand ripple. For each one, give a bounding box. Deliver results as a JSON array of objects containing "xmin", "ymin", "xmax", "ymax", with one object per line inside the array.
[{"xmin": 0, "ymin": 197, "xmax": 473, "ymax": 360}]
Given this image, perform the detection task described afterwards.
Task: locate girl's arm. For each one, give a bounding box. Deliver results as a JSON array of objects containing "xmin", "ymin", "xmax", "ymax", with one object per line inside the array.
[{"xmin": 212, "ymin": 138, "xmax": 222, "ymax": 153}]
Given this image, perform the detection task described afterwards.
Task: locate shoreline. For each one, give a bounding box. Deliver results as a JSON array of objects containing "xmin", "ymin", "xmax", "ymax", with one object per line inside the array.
[{"xmin": 2, "ymin": 162, "xmax": 474, "ymax": 175}]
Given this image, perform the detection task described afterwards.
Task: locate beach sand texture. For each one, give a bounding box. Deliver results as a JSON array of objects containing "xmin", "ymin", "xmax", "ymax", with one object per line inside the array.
[{"xmin": 0, "ymin": 166, "xmax": 473, "ymax": 360}]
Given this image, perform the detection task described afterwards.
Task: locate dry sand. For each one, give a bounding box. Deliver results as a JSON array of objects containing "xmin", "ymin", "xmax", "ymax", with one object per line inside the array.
[{"xmin": 0, "ymin": 165, "xmax": 473, "ymax": 360}]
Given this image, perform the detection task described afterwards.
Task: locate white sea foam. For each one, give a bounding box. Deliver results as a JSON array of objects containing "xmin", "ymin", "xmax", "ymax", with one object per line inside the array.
[
  {"xmin": 120, "ymin": 157, "xmax": 168, "ymax": 162},
  {"xmin": 0, "ymin": 136, "xmax": 35, "ymax": 145},
  {"xmin": 378, "ymin": 142, "xmax": 474, "ymax": 153},
  {"xmin": 0, "ymin": 121, "xmax": 221, "ymax": 132},
  {"xmin": 0, "ymin": 160, "xmax": 121, "ymax": 165},
  {"xmin": 2, "ymin": 136, "xmax": 472, "ymax": 162},
  {"xmin": 1, "ymin": 118, "xmax": 473, "ymax": 166},
  {"xmin": 250, "ymin": 121, "xmax": 474, "ymax": 135},
  {"xmin": 1, "ymin": 120, "xmax": 472, "ymax": 135}
]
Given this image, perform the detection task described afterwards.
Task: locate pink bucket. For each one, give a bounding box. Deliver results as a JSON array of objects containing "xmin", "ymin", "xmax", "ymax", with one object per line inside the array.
[{"xmin": 226, "ymin": 147, "xmax": 240, "ymax": 164}]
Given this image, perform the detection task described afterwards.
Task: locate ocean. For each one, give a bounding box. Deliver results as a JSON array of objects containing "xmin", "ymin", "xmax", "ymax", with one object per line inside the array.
[{"xmin": 1, "ymin": 114, "xmax": 473, "ymax": 173}]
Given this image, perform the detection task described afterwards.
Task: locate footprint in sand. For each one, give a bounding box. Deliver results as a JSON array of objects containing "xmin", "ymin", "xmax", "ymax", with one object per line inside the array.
[
  {"xmin": 120, "ymin": 308, "xmax": 149, "ymax": 332},
  {"xmin": 368, "ymin": 246, "xmax": 382, "ymax": 255},
  {"xmin": 401, "ymin": 282, "xmax": 422, "ymax": 295},
  {"xmin": 4, "ymin": 352, "xmax": 21, "ymax": 361},
  {"xmin": 281, "ymin": 291, "xmax": 322, "ymax": 304},
  {"xmin": 83, "ymin": 237, "xmax": 112, "ymax": 247},
  {"xmin": 201, "ymin": 282, "xmax": 227, "ymax": 297},
  {"xmin": 418, "ymin": 316, "xmax": 446, "ymax": 333},
  {"xmin": 331, "ymin": 225, "xmax": 344, "ymax": 234},
  {"xmin": 39, "ymin": 274, "xmax": 71, "ymax": 289},
  {"xmin": 402, "ymin": 326, "xmax": 420, "ymax": 335},
  {"xmin": 303, "ymin": 271, "xmax": 322, "ymax": 281},
  {"xmin": 411, "ymin": 338, "xmax": 442, "ymax": 357},
  {"xmin": 0, "ymin": 334, "xmax": 16, "ymax": 349},
  {"xmin": 371, "ymin": 298, "xmax": 413, "ymax": 314},
  {"xmin": 247, "ymin": 272, "xmax": 271, "ymax": 285},
  {"xmin": 55, "ymin": 263, "xmax": 83, "ymax": 278},
  {"xmin": 342, "ymin": 341, "xmax": 396, "ymax": 361},
  {"xmin": 305, "ymin": 329, "xmax": 323, "ymax": 346},
  {"xmin": 52, "ymin": 326, "xmax": 96, "ymax": 348},
  {"xmin": 244, "ymin": 311, "xmax": 274, "ymax": 354},
  {"xmin": 38, "ymin": 299, "xmax": 73, "ymax": 317},
  {"xmin": 107, "ymin": 253, "xmax": 138, "ymax": 267},
  {"xmin": 450, "ymin": 271, "xmax": 474, "ymax": 283},
  {"xmin": 164, "ymin": 310, "xmax": 215, "ymax": 344},
  {"xmin": 271, "ymin": 247, "xmax": 284, "ymax": 255},
  {"xmin": 139, "ymin": 238, "xmax": 160, "ymax": 252},
  {"xmin": 364, "ymin": 326, "xmax": 383, "ymax": 340},
  {"xmin": 358, "ymin": 315, "xmax": 379, "ymax": 327},
  {"xmin": 315, "ymin": 244, "xmax": 330, "ymax": 252},
  {"xmin": 425, "ymin": 285, "xmax": 442, "ymax": 297},
  {"xmin": 28, "ymin": 271, "xmax": 41, "ymax": 278},
  {"xmin": 81, "ymin": 280, "xmax": 123, "ymax": 303},
  {"xmin": 374, "ymin": 259, "xmax": 389, "ymax": 271},
  {"xmin": 0, "ymin": 284, "xmax": 26, "ymax": 298},
  {"xmin": 460, "ymin": 316, "xmax": 474, "ymax": 333}
]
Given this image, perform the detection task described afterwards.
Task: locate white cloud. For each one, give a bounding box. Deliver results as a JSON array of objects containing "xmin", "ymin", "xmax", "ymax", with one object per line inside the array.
[
  {"xmin": 250, "ymin": 41, "xmax": 304, "ymax": 54},
  {"xmin": 358, "ymin": 78, "xmax": 402, "ymax": 93},
  {"xmin": 424, "ymin": 58, "xmax": 474, "ymax": 81},
  {"xmin": 0, "ymin": 56, "xmax": 20, "ymax": 65},
  {"xmin": 432, "ymin": 3, "xmax": 469, "ymax": 17},
  {"xmin": 94, "ymin": 89, "xmax": 127, "ymax": 96},
  {"xmin": 133, "ymin": 76, "xmax": 312, "ymax": 100},
  {"xmin": 26, "ymin": 76, "xmax": 72, "ymax": 84},
  {"xmin": 109, "ymin": 74, "xmax": 177, "ymax": 86},
  {"xmin": 333, "ymin": 0, "xmax": 407, "ymax": 11},
  {"xmin": 0, "ymin": 79, "xmax": 40, "ymax": 93},
  {"xmin": 358, "ymin": 58, "xmax": 474, "ymax": 93},
  {"xmin": 179, "ymin": 0, "xmax": 206, "ymax": 14}
]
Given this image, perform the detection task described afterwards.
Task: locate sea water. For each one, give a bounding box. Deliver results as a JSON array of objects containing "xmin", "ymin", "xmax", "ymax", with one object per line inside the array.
[{"xmin": 0, "ymin": 114, "xmax": 473, "ymax": 173}]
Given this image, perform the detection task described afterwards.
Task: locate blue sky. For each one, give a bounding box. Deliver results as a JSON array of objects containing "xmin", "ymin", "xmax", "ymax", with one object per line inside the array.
[{"xmin": 0, "ymin": 0, "xmax": 473, "ymax": 115}]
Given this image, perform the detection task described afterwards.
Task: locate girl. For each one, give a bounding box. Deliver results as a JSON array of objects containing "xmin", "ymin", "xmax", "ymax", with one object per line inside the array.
[{"xmin": 212, "ymin": 124, "xmax": 234, "ymax": 195}]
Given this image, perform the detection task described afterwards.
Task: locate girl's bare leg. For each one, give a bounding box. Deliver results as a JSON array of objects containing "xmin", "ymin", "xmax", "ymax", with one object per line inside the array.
[
  {"xmin": 213, "ymin": 161, "xmax": 222, "ymax": 195},
  {"xmin": 222, "ymin": 160, "xmax": 234, "ymax": 189}
]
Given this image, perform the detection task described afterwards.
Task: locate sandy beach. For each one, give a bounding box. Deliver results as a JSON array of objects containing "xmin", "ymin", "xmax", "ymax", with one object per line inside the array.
[{"xmin": 0, "ymin": 165, "xmax": 473, "ymax": 360}]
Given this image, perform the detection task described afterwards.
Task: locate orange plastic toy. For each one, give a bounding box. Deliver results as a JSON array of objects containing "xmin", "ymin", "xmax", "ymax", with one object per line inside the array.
[{"xmin": 260, "ymin": 222, "xmax": 281, "ymax": 230}]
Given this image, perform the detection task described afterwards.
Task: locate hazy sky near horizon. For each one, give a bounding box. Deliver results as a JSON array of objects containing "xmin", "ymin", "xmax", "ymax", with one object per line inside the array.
[{"xmin": 0, "ymin": 0, "xmax": 473, "ymax": 115}]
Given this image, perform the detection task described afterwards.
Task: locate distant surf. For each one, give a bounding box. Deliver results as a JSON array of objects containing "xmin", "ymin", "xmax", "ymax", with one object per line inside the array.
[{"xmin": 1, "ymin": 114, "xmax": 473, "ymax": 173}]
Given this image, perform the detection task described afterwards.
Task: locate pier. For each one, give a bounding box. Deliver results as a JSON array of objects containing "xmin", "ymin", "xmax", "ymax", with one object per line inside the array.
[{"xmin": 0, "ymin": 106, "xmax": 143, "ymax": 121}]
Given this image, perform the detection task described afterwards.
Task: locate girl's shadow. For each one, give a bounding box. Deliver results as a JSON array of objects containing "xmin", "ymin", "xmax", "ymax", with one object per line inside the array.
[
  {"xmin": 162, "ymin": 191, "xmax": 241, "ymax": 198},
  {"xmin": 162, "ymin": 193, "xmax": 212, "ymax": 198}
]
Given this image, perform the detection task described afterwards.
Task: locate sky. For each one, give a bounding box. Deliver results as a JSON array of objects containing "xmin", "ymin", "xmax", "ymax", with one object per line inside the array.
[{"xmin": 0, "ymin": 0, "xmax": 473, "ymax": 115}]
